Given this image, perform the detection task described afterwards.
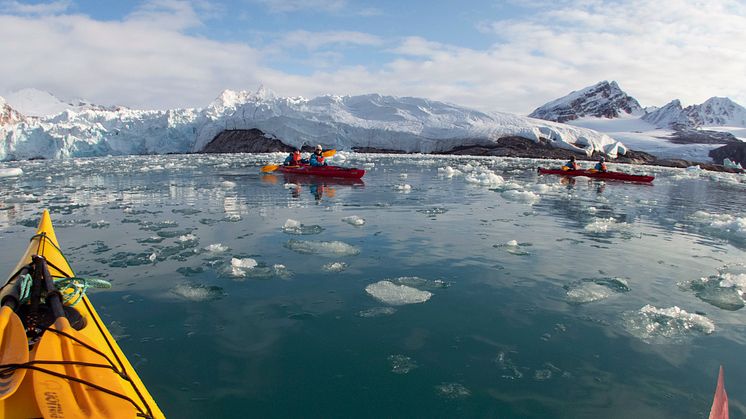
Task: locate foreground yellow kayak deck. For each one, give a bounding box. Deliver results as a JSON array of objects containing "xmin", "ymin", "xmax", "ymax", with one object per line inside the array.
[{"xmin": 0, "ymin": 210, "xmax": 164, "ymax": 418}]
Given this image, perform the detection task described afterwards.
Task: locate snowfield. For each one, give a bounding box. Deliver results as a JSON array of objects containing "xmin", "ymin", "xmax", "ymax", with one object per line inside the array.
[{"xmin": 0, "ymin": 88, "xmax": 625, "ymax": 161}]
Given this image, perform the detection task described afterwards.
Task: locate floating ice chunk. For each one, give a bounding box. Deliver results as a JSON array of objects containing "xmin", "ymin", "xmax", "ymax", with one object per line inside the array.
[
  {"xmin": 438, "ymin": 166, "xmax": 462, "ymax": 178},
  {"xmin": 282, "ymin": 219, "xmax": 324, "ymax": 235},
  {"xmin": 232, "ymin": 257, "xmax": 257, "ymax": 269},
  {"xmin": 0, "ymin": 168, "xmax": 23, "ymax": 177},
  {"xmin": 365, "ymin": 280, "xmax": 432, "ymax": 305},
  {"xmin": 389, "ymin": 354, "xmax": 417, "ymax": 374},
  {"xmin": 566, "ymin": 283, "xmax": 613, "ymax": 304},
  {"xmin": 357, "ymin": 307, "xmax": 397, "ymax": 317},
  {"xmin": 723, "ymin": 158, "xmax": 743, "ymax": 170},
  {"xmin": 362, "ymin": 162, "xmax": 375, "ymax": 169},
  {"xmin": 681, "ymin": 264, "xmax": 746, "ymax": 310},
  {"xmin": 622, "ymin": 305, "xmax": 715, "ymax": 342},
  {"xmin": 534, "ymin": 369, "xmax": 553, "ymax": 381},
  {"xmin": 89, "ymin": 220, "xmax": 110, "ymax": 229},
  {"xmin": 285, "ymin": 239, "xmax": 360, "ymax": 256},
  {"xmin": 148, "ymin": 253, "xmax": 157, "ymax": 263},
  {"xmin": 502, "ymin": 190, "xmax": 540, "ymax": 204},
  {"xmin": 229, "ymin": 257, "xmax": 255, "ymax": 277},
  {"xmin": 465, "ymin": 171, "xmax": 504, "ymax": 186},
  {"xmin": 584, "ymin": 217, "xmax": 631, "ymax": 234},
  {"xmin": 435, "ymin": 383, "xmax": 471, "ymax": 399},
  {"xmin": 342, "ymin": 215, "xmax": 365, "ymax": 226},
  {"xmin": 284, "ymin": 183, "xmax": 299, "ymax": 189},
  {"xmin": 322, "ymin": 262, "xmax": 348, "ymax": 272},
  {"xmin": 204, "ymin": 243, "xmax": 229, "ymax": 253},
  {"xmin": 220, "ymin": 181, "xmax": 236, "ymax": 189},
  {"xmin": 178, "ymin": 234, "xmax": 198, "ymax": 243},
  {"xmin": 171, "ymin": 283, "xmax": 226, "ymax": 302},
  {"xmin": 690, "ymin": 211, "xmax": 746, "ymax": 241},
  {"xmin": 506, "ymin": 240, "xmax": 518, "ymax": 246},
  {"xmin": 394, "ymin": 184, "xmax": 412, "ymax": 191}
]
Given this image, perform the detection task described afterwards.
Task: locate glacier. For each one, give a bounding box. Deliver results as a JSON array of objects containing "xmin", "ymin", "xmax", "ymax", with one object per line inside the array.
[{"xmin": 0, "ymin": 87, "xmax": 626, "ymax": 161}]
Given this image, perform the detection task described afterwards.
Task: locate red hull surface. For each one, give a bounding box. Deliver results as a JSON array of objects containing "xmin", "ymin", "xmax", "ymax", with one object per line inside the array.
[
  {"xmin": 278, "ymin": 165, "xmax": 366, "ymax": 179},
  {"xmin": 538, "ymin": 167, "xmax": 654, "ymax": 183}
]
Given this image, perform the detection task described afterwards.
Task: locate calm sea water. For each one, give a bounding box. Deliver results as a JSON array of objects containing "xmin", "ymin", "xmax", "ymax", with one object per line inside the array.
[{"xmin": 1, "ymin": 153, "xmax": 745, "ymax": 418}]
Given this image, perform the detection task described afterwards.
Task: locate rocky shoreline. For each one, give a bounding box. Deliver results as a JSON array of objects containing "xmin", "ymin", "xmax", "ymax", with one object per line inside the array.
[{"xmin": 201, "ymin": 129, "xmax": 745, "ymax": 174}]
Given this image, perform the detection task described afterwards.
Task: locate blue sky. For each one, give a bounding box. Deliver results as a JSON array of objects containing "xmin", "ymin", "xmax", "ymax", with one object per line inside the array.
[{"xmin": 1, "ymin": 0, "xmax": 745, "ymax": 113}]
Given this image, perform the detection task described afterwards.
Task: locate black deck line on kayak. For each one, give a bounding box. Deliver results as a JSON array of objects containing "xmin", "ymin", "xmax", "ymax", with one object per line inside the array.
[
  {"xmin": 0, "ymin": 362, "xmax": 151, "ymax": 418},
  {"xmin": 83, "ymin": 293, "xmax": 155, "ymax": 417}
]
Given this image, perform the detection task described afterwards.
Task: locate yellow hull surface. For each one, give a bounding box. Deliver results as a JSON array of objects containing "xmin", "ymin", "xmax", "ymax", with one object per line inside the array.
[{"xmin": 0, "ymin": 210, "xmax": 165, "ymax": 418}]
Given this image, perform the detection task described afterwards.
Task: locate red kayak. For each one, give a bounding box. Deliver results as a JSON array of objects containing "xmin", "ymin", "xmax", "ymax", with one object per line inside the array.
[
  {"xmin": 538, "ymin": 167, "xmax": 654, "ymax": 183},
  {"xmin": 278, "ymin": 165, "xmax": 365, "ymax": 179}
]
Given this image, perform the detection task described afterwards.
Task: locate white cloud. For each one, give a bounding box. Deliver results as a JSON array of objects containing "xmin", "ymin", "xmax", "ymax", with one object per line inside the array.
[
  {"xmin": 255, "ymin": 0, "xmax": 346, "ymax": 13},
  {"xmin": 276, "ymin": 30, "xmax": 383, "ymax": 51},
  {"xmin": 1, "ymin": 0, "xmax": 745, "ymax": 115},
  {"xmin": 0, "ymin": 0, "xmax": 71, "ymax": 15}
]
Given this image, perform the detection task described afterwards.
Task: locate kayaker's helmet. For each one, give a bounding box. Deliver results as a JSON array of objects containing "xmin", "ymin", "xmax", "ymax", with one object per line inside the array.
[{"xmin": 293, "ymin": 149, "xmax": 300, "ymax": 154}]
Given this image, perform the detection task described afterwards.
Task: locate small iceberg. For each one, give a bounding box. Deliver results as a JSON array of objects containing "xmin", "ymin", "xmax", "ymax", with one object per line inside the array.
[
  {"xmin": 622, "ymin": 305, "xmax": 714, "ymax": 342},
  {"xmin": 0, "ymin": 168, "xmax": 23, "ymax": 178},
  {"xmin": 342, "ymin": 215, "xmax": 365, "ymax": 226},
  {"xmin": 282, "ymin": 219, "xmax": 324, "ymax": 235},
  {"xmin": 285, "ymin": 239, "xmax": 360, "ymax": 256},
  {"xmin": 365, "ymin": 280, "xmax": 432, "ymax": 305}
]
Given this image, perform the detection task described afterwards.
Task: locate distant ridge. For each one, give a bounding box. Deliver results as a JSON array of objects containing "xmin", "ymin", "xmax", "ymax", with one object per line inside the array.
[{"xmin": 528, "ymin": 81, "xmax": 643, "ymax": 123}]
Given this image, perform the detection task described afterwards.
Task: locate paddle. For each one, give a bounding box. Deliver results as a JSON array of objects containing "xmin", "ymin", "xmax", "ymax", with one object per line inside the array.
[
  {"xmin": 260, "ymin": 149, "xmax": 337, "ymax": 173},
  {"xmin": 0, "ymin": 269, "xmax": 30, "ymax": 400},
  {"xmin": 30, "ymin": 255, "xmax": 144, "ymax": 418}
]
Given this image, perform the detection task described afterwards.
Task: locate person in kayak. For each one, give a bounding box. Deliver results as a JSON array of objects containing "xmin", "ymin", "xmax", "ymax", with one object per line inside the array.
[
  {"xmin": 310, "ymin": 145, "xmax": 327, "ymax": 167},
  {"xmin": 594, "ymin": 157, "xmax": 608, "ymax": 172},
  {"xmin": 284, "ymin": 149, "xmax": 303, "ymax": 166},
  {"xmin": 563, "ymin": 155, "xmax": 579, "ymax": 171}
]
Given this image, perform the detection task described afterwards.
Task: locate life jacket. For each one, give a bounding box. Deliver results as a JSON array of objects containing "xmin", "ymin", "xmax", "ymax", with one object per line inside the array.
[
  {"xmin": 564, "ymin": 161, "xmax": 578, "ymax": 170},
  {"xmin": 310, "ymin": 152, "xmax": 325, "ymax": 166},
  {"xmin": 291, "ymin": 152, "xmax": 302, "ymax": 165},
  {"xmin": 595, "ymin": 162, "xmax": 607, "ymax": 172}
]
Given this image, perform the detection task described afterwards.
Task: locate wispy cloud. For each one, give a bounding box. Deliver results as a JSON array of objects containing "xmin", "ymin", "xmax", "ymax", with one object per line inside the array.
[
  {"xmin": 1, "ymin": 0, "xmax": 745, "ymax": 114},
  {"xmin": 0, "ymin": 0, "xmax": 71, "ymax": 15},
  {"xmin": 254, "ymin": 0, "xmax": 346, "ymax": 13}
]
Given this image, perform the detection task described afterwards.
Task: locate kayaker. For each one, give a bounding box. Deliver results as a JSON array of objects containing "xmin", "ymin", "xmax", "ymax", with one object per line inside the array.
[
  {"xmin": 594, "ymin": 156, "xmax": 608, "ymax": 172},
  {"xmin": 310, "ymin": 145, "xmax": 327, "ymax": 167},
  {"xmin": 284, "ymin": 149, "xmax": 303, "ymax": 166},
  {"xmin": 563, "ymin": 155, "xmax": 579, "ymax": 171}
]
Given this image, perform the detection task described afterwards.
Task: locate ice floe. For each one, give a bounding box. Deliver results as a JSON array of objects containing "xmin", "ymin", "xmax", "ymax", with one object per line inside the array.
[
  {"xmin": 171, "ymin": 282, "xmax": 226, "ymax": 302},
  {"xmin": 622, "ymin": 305, "xmax": 715, "ymax": 342},
  {"xmin": 690, "ymin": 211, "xmax": 746, "ymax": 242},
  {"xmin": 341, "ymin": 215, "xmax": 365, "ymax": 226},
  {"xmin": 501, "ymin": 189, "xmax": 541, "ymax": 204},
  {"xmin": 388, "ymin": 354, "xmax": 417, "ymax": 374},
  {"xmin": 679, "ymin": 263, "xmax": 746, "ymax": 310},
  {"xmin": 435, "ymin": 382, "xmax": 471, "ymax": 399},
  {"xmin": 565, "ymin": 277, "xmax": 630, "ymax": 304},
  {"xmin": 365, "ymin": 280, "xmax": 432, "ymax": 305},
  {"xmin": 0, "ymin": 168, "xmax": 23, "ymax": 177},
  {"xmin": 584, "ymin": 217, "xmax": 632, "ymax": 234},
  {"xmin": 282, "ymin": 219, "xmax": 324, "ymax": 235},
  {"xmin": 285, "ymin": 239, "xmax": 360, "ymax": 256},
  {"xmin": 438, "ymin": 166, "xmax": 462, "ymax": 178},
  {"xmin": 204, "ymin": 243, "xmax": 229, "ymax": 253},
  {"xmin": 322, "ymin": 261, "xmax": 348, "ymax": 272}
]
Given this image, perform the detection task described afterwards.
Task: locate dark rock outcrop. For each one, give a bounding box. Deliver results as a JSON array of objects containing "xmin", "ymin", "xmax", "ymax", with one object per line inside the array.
[
  {"xmin": 709, "ymin": 142, "xmax": 746, "ymax": 167},
  {"xmin": 665, "ymin": 128, "xmax": 739, "ymax": 145},
  {"xmin": 201, "ymin": 129, "xmax": 291, "ymax": 153}
]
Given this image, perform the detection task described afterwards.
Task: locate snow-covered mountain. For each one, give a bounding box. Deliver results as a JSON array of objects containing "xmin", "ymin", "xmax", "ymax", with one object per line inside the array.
[
  {"xmin": 528, "ymin": 81, "xmax": 643, "ymax": 123},
  {"xmin": 2, "ymin": 88, "xmax": 114, "ymax": 118},
  {"xmin": 530, "ymin": 81, "xmax": 746, "ymax": 162},
  {"xmin": 644, "ymin": 97, "xmax": 746, "ymax": 129},
  {"xmin": 0, "ymin": 87, "xmax": 626, "ymax": 161}
]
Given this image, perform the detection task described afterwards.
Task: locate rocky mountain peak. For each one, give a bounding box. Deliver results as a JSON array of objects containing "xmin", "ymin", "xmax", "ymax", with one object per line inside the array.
[
  {"xmin": 528, "ymin": 80, "xmax": 643, "ymax": 123},
  {"xmin": 0, "ymin": 97, "xmax": 24, "ymax": 125}
]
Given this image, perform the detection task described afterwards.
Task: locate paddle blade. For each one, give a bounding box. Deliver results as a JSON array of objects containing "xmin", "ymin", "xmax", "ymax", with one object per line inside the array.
[
  {"xmin": 0, "ymin": 306, "xmax": 28, "ymax": 400},
  {"xmin": 32, "ymin": 318, "xmax": 138, "ymax": 418},
  {"xmin": 261, "ymin": 164, "xmax": 280, "ymax": 173},
  {"xmin": 322, "ymin": 149, "xmax": 336, "ymax": 158},
  {"xmin": 709, "ymin": 365, "xmax": 729, "ymax": 419}
]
